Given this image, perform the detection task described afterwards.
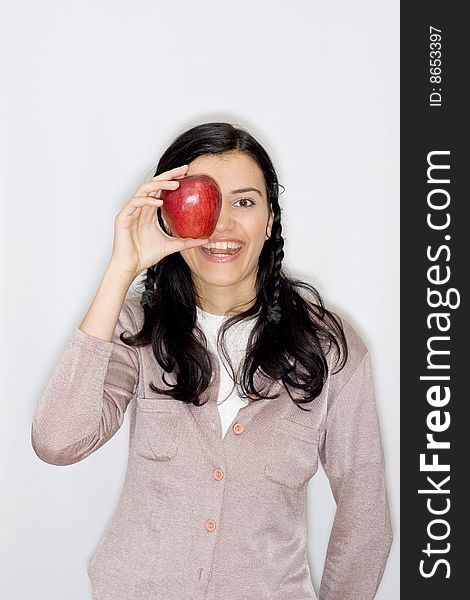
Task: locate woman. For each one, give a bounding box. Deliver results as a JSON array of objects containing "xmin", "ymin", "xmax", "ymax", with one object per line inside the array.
[{"xmin": 31, "ymin": 122, "xmax": 393, "ymax": 599}]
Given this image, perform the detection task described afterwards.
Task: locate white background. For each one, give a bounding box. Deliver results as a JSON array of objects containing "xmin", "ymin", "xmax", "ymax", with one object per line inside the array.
[{"xmin": 0, "ymin": 1, "xmax": 399, "ymax": 598}]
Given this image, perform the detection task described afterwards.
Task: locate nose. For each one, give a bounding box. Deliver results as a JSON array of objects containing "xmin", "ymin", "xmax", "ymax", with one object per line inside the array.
[{"xmin": 214, "ymin": 201, "xmax": 235, "ymax": 233}]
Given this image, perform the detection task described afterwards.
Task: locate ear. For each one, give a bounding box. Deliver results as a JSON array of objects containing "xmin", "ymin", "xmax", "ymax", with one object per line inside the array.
[{"xmin": 265, "ymin": 206, "xmax": 275, "ymax": 240}]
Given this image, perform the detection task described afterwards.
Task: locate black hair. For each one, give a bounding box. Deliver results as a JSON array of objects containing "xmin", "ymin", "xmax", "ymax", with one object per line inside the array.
[{"xmin": 123, "ymin": 122, "xmax": 348, "ymax": 409}]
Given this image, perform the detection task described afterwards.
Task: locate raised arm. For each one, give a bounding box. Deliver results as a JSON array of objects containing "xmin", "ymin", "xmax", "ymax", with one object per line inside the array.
[{"xmin": 31, "ymin": 164, "xmax": 210, "ymax": 466}]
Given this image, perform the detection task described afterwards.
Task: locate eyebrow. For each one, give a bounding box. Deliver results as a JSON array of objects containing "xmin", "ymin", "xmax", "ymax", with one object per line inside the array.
[{"xmin": 230, "ymin": 187, "xmax": 263, "ymax": 196}]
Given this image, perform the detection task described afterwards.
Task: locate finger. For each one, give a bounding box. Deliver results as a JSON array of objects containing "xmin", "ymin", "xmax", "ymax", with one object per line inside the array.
[
  {"xmin": 169, "ymin": 236, "xmax": 210, "ymax": 252},
  {"xmin": 129, "ymin": 196, "xmax": 163, "ymax": 207},
  {"xmin": 144, "ymin": 170, "xmax": 189, "ymax": 196},
  {"xmin": 151, "ymin": 164, "xmax": 189, "ymax": 180},
  {"xmin": 135, "ymin": 179, "xmax": 180, "ymax": 197},
  {"xmin": 119, "ymin": 197, "xmax": 163, "ymax": 218}
]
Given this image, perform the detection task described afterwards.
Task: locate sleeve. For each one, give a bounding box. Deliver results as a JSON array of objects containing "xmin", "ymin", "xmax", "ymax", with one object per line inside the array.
[
  {"xmin": 30, "ymin": 299, "xmax": 140, "ymax": 466},
  {"xmin": 318, "ymin": 351, "xmax": 393, "ymax": 600}
]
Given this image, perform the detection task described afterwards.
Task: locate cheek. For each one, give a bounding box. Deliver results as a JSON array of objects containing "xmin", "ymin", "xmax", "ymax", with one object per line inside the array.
[
  {"xmin": 251, "ymin": 224, "xmax": 269, "ymax": 247},
  {"xmin": 244, "ymin": 216, "xmax": 268, "ymax": 240}
]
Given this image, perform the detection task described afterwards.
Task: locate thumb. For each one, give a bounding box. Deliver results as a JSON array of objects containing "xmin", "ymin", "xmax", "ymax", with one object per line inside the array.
[{"xmin": 175, "ymin": 237, "xmax": 210, "ymax": 251}]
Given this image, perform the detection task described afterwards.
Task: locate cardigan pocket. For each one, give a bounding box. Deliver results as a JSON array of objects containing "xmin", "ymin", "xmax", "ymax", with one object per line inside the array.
[
  {"xmin": 134, "ymin": 397, "xmax": 179, "ymax": 461},
  {"xmin": 264, "ymin": 417, "xmax": 320, "ymax": 490}
]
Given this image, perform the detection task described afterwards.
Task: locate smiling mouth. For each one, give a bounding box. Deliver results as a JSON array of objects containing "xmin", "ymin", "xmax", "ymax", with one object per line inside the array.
[
  {"xmin": 201, "ymin": 247, "xmax": 242, "ymax": 257},
  {"xmin": 201, "ymin": 241, "xmax": 244, "ymax": 257}
]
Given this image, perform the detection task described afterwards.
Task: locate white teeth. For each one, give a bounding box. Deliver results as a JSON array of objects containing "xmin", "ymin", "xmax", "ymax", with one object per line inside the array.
[{"xmin": 203, "ymin": 241, "xmax": 242, "ymax": 250}]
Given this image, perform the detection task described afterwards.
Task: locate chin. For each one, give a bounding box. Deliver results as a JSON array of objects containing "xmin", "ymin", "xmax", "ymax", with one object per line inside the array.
[{"xmin": 201, "ymin": 273, "xmax": 243, "ymax": 287}]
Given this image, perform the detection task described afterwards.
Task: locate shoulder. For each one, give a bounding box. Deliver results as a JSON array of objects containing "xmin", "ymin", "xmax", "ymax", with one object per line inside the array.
[{"xmin": 324, "ymin": 309, "xmax": 370, "ymax": 397}]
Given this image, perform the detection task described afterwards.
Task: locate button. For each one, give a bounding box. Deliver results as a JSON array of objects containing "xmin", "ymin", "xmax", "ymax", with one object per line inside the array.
[
  {"xmin": 233, "ymin": 422, "xmax": 244, "ymax": 434},
  {"xmin": 208, "ymin": 570, "xmax": 213, "ymax": 580},
  {"xmin": 213, "ymin": 468, "xmax": 224, "ymax": 480},
  {"xmin": 205, "ymin": 519, "xmax": 216, "ymax": 532}
]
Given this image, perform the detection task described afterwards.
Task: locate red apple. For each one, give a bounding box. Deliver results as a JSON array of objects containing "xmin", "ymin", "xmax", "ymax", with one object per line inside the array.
[{"xmin": 160, "ymin": 174, "xmax": 222, "ymax": 238}]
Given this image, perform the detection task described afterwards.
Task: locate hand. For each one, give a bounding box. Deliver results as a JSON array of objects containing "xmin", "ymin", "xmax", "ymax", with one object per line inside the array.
[{"xmin": 109, "ymin": 165, "xmax": 209, "ymax": 277}]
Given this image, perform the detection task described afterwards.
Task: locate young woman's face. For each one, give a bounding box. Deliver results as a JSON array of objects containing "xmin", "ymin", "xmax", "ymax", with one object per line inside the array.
[{"xmin": 176, "ymin": 150, "xmax": 274, "ymax": 298}]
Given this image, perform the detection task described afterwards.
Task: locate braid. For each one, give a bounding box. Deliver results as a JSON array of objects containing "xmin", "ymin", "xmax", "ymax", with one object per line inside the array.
[{"xmin": 266, "ymin": 205, "xmax": 284, "ymax": 325}]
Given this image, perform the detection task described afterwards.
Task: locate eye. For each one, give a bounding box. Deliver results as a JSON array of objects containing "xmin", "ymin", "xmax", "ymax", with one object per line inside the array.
[{"xmin": 233, "ymin": 198, "xmax": 255, "ymax": 208}]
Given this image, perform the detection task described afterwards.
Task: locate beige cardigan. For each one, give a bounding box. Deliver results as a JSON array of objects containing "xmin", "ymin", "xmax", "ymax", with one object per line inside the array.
[{"xmin": 31, "ymin": 295, "xmax": 393, "ymax": 600}]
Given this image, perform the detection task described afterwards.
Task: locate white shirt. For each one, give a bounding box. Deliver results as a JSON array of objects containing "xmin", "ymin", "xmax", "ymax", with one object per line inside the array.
[{"xmin": 196, "ymin": 305, "xmax": 257, "ymax": 439}]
